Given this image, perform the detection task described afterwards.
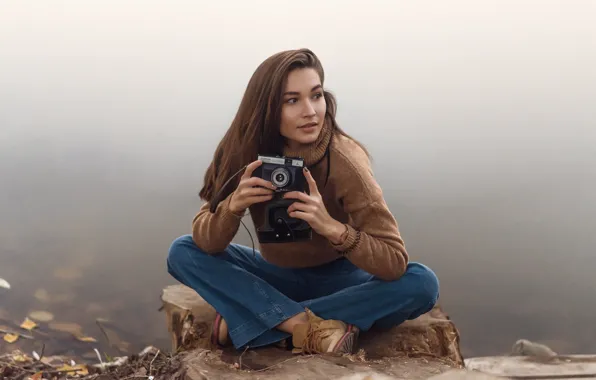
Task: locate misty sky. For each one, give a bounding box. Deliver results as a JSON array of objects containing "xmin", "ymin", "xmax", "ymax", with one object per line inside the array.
[{"xmin": 0, "ymin": 0, "xmax": 595, "ymax": 356}]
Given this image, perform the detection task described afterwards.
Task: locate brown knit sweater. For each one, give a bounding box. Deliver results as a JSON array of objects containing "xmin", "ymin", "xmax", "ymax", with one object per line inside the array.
[{"xmin": 191, "ymin": 125, "xmax": 409, "ymax": 281}]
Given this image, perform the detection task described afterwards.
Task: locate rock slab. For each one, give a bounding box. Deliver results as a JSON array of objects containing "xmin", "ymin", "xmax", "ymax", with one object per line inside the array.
[
  {"xmin": 161, "ymin": 284, "xmax": 465, "ymax": 379},
  {"xmin": 465, "ymin": 355, "xmax": 596, "ymax": 379},
  {"xmin": 174, "ymin": 348, "xmax": 458, "ymax": 380}
]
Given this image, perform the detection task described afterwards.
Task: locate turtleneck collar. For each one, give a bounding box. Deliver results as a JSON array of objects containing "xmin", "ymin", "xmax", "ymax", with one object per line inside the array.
[{"xmin": 282, "ymin": 122, "xmax": 332, "ymax": 167}]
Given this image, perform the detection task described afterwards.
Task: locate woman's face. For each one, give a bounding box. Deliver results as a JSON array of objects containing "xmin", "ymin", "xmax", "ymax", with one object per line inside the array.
[{"xmin": 279, "ymin": 68, "xmax": 326, "ymax": 150}]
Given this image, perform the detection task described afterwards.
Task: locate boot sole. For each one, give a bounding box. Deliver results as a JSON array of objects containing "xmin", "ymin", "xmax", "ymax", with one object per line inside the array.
[
  {"xmin": 332, "ymin": 331, "xmax": 356, "ymax": 354},
  {"xmin": 348, "ymin": 324, "xmax": 360, "ymax": 341}
]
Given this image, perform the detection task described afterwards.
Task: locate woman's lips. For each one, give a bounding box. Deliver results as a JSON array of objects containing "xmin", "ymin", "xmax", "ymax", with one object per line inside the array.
[{"xmin": 298, "ymin": 122, "xmax": 318, "ymax": 132}]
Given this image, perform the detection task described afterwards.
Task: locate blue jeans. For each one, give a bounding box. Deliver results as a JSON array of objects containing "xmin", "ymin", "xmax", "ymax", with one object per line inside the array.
[{"xmin": 167, "ymin": 235, "xmax": 439, "ymax": 350}]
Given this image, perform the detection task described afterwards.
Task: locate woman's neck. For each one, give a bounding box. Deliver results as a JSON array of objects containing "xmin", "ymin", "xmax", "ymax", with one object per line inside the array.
[
  {"xmin": 284, "ymin": 139, "xmax": 308, "ymax": 153},
  {"xmin": 283, "ymin": 123, "xmax": 332, "ymax": 167}
]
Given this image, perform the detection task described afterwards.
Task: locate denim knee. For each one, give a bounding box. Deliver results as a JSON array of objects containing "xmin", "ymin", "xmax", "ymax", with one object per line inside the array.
[
  {"xmin": 401, "ymin": 262, "xmax": 440, "ymax": 308},
  {"xmin": 167, "ymin": 234, "xmax": 197, "ymax": 272}
]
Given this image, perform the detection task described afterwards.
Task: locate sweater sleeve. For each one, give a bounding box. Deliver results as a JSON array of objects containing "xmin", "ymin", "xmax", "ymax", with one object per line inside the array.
[
  {"xmin": 330, "ymin": 154, "xmax": 409, "ymax": 281},
  {"xmin": 191, "ymin": 191, "xmax": 244, "ymax": 254}
]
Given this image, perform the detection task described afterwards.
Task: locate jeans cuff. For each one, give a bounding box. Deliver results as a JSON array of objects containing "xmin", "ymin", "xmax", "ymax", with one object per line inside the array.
[{"xmin": 229, "ymin": 305, "xmax": 304, "ymax": 349}]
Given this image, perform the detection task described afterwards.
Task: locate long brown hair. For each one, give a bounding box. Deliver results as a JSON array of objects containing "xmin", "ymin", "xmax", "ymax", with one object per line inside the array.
[{"xmin": 199, "ymin": 48, "xmax": 368, "ymax": 204}]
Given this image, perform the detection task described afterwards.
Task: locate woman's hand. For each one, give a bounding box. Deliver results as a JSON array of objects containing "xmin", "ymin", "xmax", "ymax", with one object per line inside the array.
[
  {"xmin": 229, "ymin": 160, "xmax": 277, "ymax": 214},
  {"xmin": 284, "ymin": 168, "xmax": 347, "ymax": 244}
]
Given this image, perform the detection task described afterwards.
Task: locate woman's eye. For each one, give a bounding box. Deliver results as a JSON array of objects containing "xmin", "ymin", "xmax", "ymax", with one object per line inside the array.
[
  {"xmin": 287, "ymin": 98, "xmax": 297, "ymax": 104},
  {"xmin": 313, "ymin": 92, "xmax": 323, "ymax": 99}
]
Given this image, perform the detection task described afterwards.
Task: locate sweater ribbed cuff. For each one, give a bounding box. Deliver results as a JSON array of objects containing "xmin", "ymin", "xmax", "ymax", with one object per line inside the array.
[
  {"xmin": 218, "ymin": 192, "xmax": 245, "ymax": 222},
  {"xmin": 331, "ymin": 224, "xmax": 360, "ymax": 254}
]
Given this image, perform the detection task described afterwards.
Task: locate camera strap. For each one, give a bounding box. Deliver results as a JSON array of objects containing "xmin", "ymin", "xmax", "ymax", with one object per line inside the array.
[{"xmin": 209, "ymin": 164, "xmax": 248, "ymax": 213}]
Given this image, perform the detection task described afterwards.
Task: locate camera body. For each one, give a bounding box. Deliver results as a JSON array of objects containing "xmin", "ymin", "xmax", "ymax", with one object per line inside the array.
[
  {"xmin": 252, "ymin": 154, "xmax": 312, "ymax": 243},
  {"xmin": 252, "ymin": 155, "xmax": 306, "ymax": 193}
]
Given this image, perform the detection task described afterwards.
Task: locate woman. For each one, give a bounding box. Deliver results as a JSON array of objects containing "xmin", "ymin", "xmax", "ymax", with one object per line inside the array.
[{"xmin": 167, "ymin": 48, "xmax": 439, "ymax": 355}]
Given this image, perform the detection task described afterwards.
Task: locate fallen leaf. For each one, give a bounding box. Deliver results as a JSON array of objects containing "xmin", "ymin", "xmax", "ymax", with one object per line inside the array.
[
  {"xmin": 77, "ymin": 366, "xmax": 89, "ymax": 376},
  {"xmin": 20, "ymin": 317, "xmax": 38, "ymax": 331},
  {"xmin": 48, "ymin": 322, "xmax": 82, "ymax": 336},
  {"xmin": 12, "ymin": 353, "xmax": 31, "ymax": 362},
  {"xmin": 40, "ymin": 355, "xmax": 68, "ymax": 367},
  {"xmin": 28, "ymin": 310, "xmax": 54, "ymax": 322},
  {"xmin": 29, "ymin": 372, "xmax": 43, "ymax": 380},
  {"xmin": 56, "ymin": 364, "xmax": 76, "ymax": 372},
  {"xmin": 76, "ymin": 335, "xmax": 97, "ymax": 342},
  {"xmin": 3, "ymin": 333, "xmax": 19, "ymax": 343},
  {"xmin": 57, "ymin": 364, "xmax": 88, "ymax": 375},
  {"xmin": 0, "ymin": 277, "xmax": 10, "ymax": 289}
]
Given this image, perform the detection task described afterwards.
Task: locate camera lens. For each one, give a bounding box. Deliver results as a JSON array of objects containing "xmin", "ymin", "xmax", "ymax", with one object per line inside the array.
[{"xmin": 271, "ymin": 167, "xmax": 290, "ymax": 188}]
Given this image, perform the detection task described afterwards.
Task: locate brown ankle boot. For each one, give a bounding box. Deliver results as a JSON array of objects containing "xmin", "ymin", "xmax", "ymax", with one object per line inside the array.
[{"xmin": 291, "ymin": 309, "xmax": 358, "ymax": 355}]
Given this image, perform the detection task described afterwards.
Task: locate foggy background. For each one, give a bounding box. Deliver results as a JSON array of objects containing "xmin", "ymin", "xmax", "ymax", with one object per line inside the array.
[{"xmin": 1, "ymin": 0, "xmax": 595, "ymax": 357}]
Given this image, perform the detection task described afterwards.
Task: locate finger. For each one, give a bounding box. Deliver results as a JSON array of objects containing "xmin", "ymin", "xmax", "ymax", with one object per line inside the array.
[
  {"xmin": 283, "ymin": 191, "xmax": 311, "ymax": 203},
  {"xmin": 303, "ymin": 167, "xmax": 319, "ymax": 195},
  {"xmin": 288, "ymin": 210, "xmax": 311, "ymax": 221},
  {"xmin": 241, "ymin": 160, "xmax": 263, "ymax": 180},
  {"xmin": 243, "ymin": 176, "xmax": 276, "ymax": 190},
  {"xmin": 246, "ymin": 194, "xmax": 274, "ymax": 205},
  {"xmin": 287, "ymin": 202, "xmax": 314, "ymax": 214},
  {"xmin": 244, "ymin": 187, "xmax": 275, "ymax": 197}
]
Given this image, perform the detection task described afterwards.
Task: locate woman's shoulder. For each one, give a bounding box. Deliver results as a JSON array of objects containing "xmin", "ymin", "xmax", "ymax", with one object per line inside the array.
[
  {"xmin": 329, "ymin": 133, "xmax": 382, "ymax": 201},
  {"xmin": 330, "ymin": 133, "xmax": 373, "ymax": 175}
]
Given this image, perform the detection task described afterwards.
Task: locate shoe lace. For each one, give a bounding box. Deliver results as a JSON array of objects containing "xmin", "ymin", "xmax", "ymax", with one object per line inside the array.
[{"xmin": 301, "ymin": 324, "xmax": 336, "ymax": 354}]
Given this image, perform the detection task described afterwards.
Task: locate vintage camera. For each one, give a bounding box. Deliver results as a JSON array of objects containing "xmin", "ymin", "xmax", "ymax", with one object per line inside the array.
[
  {"xmin": 252, "ymin": 155, "xmax": 306, "ymax": 193},
  {"xmin": 252, "ymin": 155, "xmax": 312, "ymax": 243}
]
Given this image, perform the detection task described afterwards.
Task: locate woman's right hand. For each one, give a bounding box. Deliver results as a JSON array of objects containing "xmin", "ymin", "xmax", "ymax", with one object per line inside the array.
[{"xmin": 229, "ymin": 160, "xmax": 276, "ymax": 214}]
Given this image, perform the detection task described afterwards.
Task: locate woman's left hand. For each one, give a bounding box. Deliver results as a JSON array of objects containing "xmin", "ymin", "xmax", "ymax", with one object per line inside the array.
[{"xmin": 283, "ymin": 168, "xmax": 346, "ymax": 244}]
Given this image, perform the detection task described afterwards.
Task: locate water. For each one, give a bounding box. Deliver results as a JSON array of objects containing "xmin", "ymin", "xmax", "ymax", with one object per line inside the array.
[{"xmin": 1, "ymin": 1, "xmax": 595, "ymax": 358}]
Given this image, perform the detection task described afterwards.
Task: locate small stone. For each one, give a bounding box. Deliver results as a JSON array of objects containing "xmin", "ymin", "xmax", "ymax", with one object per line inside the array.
[{"xmin": 28, "ymin": 310, "xmax": 55, "ymax": 322}]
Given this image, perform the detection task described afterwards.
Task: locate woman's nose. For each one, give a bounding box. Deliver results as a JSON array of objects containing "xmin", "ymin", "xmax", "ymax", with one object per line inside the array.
[{"xmin": 302, "ymin": 100, "xmax": 316, "ymax": 116}]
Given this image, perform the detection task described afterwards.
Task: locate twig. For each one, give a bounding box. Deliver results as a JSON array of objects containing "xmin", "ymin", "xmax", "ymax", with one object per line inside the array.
[
  {"xmin": 238, "ymin": 346, "xmax": 249, "ymax": 370},
  {"xmin": 15, "ymin": 373, "xmax": 30, "ymax": 380},
  {"xmin": 148, "ymin": 349, "xmax": 160, "ymax": 376},
  {"xmin": 32, "ymin": 368, "xmax": 90, "ymax": 377},
  {"xmin": 95, "ymin": 318, "xmax": 117, "ymax": 356},
  {"xmin": 95, "ymin": 319, "xmax": 111, "ymax": 345},
  {"xmin": 0, "ymin": 361, "xmax": 36, "ymax": 374},
  {"xmin": 0, "ymin": 328, "xmax": 34, "ymax": 339}
]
